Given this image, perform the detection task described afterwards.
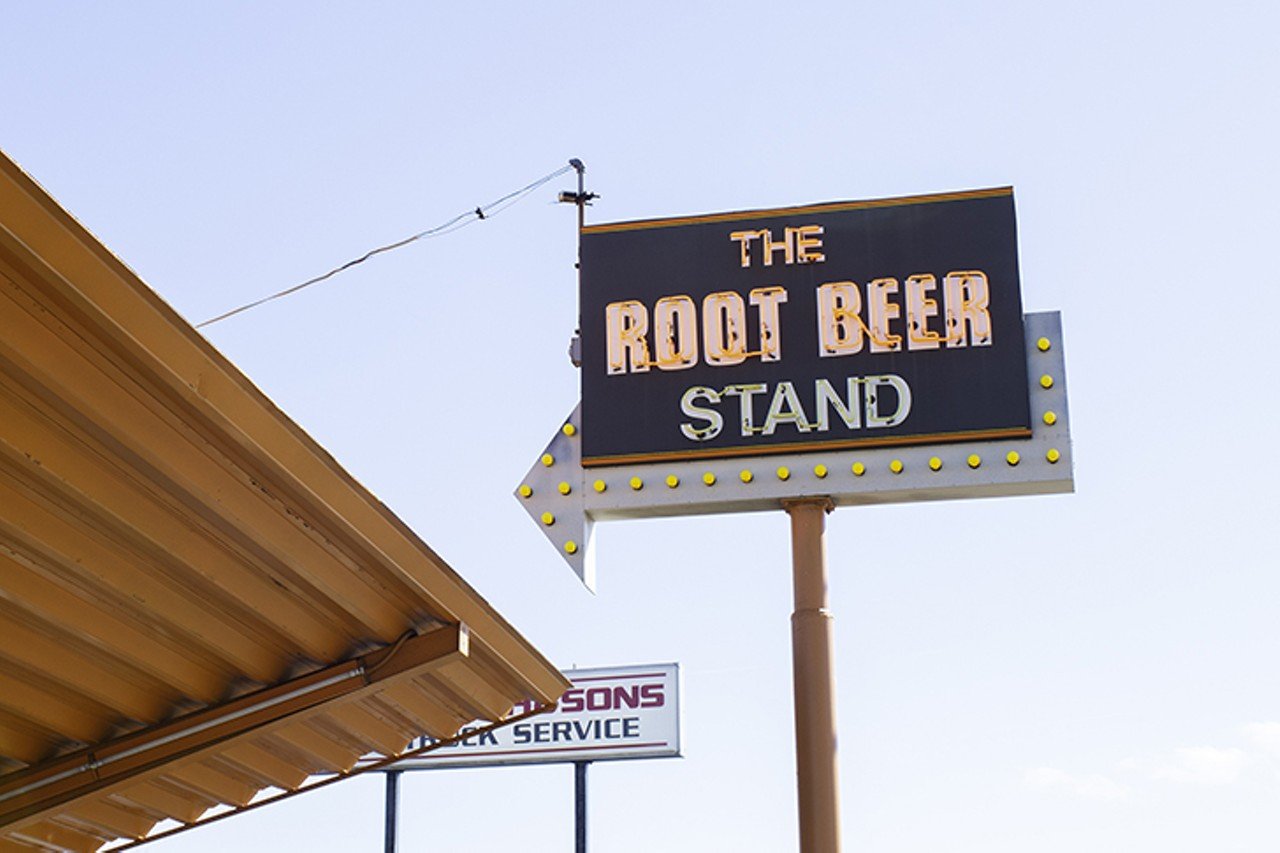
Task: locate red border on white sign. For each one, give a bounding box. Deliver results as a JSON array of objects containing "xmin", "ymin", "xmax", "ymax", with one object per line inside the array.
[{"xmin": 389, "ymin": 663, "xmax": 682, "ymax": 770}]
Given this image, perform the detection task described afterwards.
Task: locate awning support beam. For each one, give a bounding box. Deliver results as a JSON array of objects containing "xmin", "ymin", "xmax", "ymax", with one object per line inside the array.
[{"xmin": 0, "ymin": 623, "xmax": 469, "ymax": 830}]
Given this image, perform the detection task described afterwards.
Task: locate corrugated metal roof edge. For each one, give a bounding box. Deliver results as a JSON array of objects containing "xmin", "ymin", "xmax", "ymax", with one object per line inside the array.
[{"xmin": 0, "ymin": 149, "xmax": 569, "ymax": 708}]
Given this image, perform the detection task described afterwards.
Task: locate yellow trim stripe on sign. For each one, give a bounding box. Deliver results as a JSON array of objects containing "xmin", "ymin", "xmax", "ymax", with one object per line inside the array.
[{"xmin": 581, "ymin": 186, "xmax": 1013, "ymax": 235}]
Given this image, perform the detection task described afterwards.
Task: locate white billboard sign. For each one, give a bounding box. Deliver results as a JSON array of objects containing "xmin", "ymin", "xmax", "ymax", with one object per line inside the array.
[{"xmin": 392, "ymin": 663, "xmax": 681, "ymax": 769}]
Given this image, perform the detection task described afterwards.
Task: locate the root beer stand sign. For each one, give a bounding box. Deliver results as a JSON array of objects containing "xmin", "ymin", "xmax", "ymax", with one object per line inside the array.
[
  {"xmin": 580, "ymin": 187, "xmax": 1031, "ymax": 466},
  {"xmin": 517, "ymin": 183, "xmax": 1074, "ymax": 853}
]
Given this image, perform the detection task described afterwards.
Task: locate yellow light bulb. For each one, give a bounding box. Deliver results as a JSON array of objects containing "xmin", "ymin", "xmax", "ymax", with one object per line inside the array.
[
  {"xmin": 1037, "ymin": 337, "xmax": 1051, "ymax": 352},
  {"xmin": 851, "ymin": 462, "xmax": 865, "ymax": 476},
  {"xmin": 813, "ymin": 464, "xmax": 828, "ymax": 478},
  {"xmin": 928, "ymin": 456, "xmax": 942, "ymax": 471},
  {"xmin": 666, "ymin": 474, "xmax": 680, "ymax": 488},
  {"xmin": 518, "ymin": 484, "xmax": 533, "ymax": 498},
  {"xmin": 1043, "ymin": 411, "xmax": 1057, "ymax": 426},
  {"xmin": 562, "ymin": 423, "xmax": 577, "ymax": 437},
  {"xmin": 593, "ymin": 479, "xmax": 607, "ymax": 493},
  {"xmin": 540, "ymin": 453, "xmax": 555, "ymax": 467},
  {"xmin": 702, "ymin": 472, "xmax": 717, "ymax": 486},
  {"xmin": 1039, "ymin": 374, "xmax": 1054, "ymax": 389},
  {"xmin": 540, "ymin": 512, "xmax": 555, "ymax": 526},
  {"xmin": 889, "ymin": 459, "xmax": 903, "ymax": 474},
  {"xmin": 557, "ymin": 481, "xmax": 571, "ymax": 495},
  {"xmin": 967, "ymin": 454, "xmax": 981, "ymax": 469},
  {"xmin": 564, "ymin": 540, "xmax": 579, "ymax": 554},
  {"xmin": 629, "ymin": 476, "xmax": 643, "ymax": 490},
  {"xmin": 739, "ymin": 469, "xmax": 754, "ymax": 483},
  {"xmin": 1006, "ymin": 450, "xmax": 1020, "ymax": 466},
  {"xmin": 776, "ymin": 466, "xmax": 791, "ymax": 481},
  {"xmin": 1046, "ymin": 448, "xmax": 1061, "ymax": 463}
]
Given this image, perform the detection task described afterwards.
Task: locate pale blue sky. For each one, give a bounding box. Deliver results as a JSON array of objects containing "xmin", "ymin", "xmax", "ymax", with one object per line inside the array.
[{"xmin": 4, "ymin": 2, "xmax": 1279, "ymax": 850}]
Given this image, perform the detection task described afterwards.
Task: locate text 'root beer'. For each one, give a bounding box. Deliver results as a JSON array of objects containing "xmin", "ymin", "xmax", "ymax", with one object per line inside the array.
[{"xmin": 602, "ymin": 225, "xmax": 994, "ymax": 444}]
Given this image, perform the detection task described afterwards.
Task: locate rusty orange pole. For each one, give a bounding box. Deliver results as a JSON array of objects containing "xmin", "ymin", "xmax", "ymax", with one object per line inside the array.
[{"xmin": 783, "ymin": 498, "xmax": 840, "ymax": 853}]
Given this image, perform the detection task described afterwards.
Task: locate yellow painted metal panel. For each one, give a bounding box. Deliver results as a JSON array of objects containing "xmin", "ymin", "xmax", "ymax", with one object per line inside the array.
[
  {"xmin": 0, "ymin": 470, "xmax": 280, "ymax": 683},
  {"xmin": 0, "ymin": 607, "xmax": 172, "ymax": 724},
  {"xmin": 111, "ymin": 782, "xmax": 208, "ymax": 824},
  {"xmin": 0, "ymin": 554, "xmax": 225, "ymax": 703},
  {"xmin": 0, "ymin": 256, "xmax": 431, "ymax": 642},
  {"xmin": 9, "ymin": 820, "xmax": 104, "ymax": 853},
  {"xmin": 317, "ymin": 705, "xmax": 412, "ymax": 758},
  {"xmin": 434, "ymin": 660, "xmax": 519, "ymax": 723},
  {"xmin": 0, "ymin": 669, "xmax": 106, "ymax": 745},
  {"xmin": 0, "ymin": 316, "xmax": 352, "ymax": 663},
  {"xmin": 219, "ymin": 742, "xmax": 309, "ymax": 792},
  {"xmin": 166, "ymin": 764, "xmax": 257, "ymax": 809},
  {"xmin": 269, "ymin": 725, "xmax": 362, "ymax": 774},
  {"xmin": 0, "ymin": 713, "xmax": 50, "ymax": 766},
  {"xmin": 62, "ymin": 800, "xmax": 154, "ymax": 841},
  {"xmin": 374, "ymin": 682, "xmax": 468, "ymax": 741}
]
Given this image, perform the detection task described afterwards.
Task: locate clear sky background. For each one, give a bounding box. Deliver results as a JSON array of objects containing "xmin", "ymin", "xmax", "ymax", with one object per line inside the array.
[{"xmin": 4, "ymin": 2, "xmax": 1279, "ymax": 850}]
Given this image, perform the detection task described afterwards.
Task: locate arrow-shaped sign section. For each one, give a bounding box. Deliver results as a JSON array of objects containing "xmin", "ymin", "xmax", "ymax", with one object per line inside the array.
[
  {"xmin": 514, "ymin": 402, "xmax": 595, "ymax": 589},
  {"xmin": 516, "ymin": 311, "xmax": 1075, "ymax": 591}
]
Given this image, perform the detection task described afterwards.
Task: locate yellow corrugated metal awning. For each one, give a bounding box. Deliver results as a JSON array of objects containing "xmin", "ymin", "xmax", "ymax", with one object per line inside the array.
[{"xmin": 0, "ymin": 150, "xmax": 569, "ymax": 851}]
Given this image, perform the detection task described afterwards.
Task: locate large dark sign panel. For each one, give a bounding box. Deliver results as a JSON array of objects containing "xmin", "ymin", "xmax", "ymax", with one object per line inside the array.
[{"xmin": 580, "ymin": 188, "xmax": 1030, "ymax": 466}]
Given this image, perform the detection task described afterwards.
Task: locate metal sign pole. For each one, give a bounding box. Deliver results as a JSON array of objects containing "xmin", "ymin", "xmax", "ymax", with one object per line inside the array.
[
  {"xmin": 783, "ymin": 498, "xmax": 841, "ymax": 853},
  {"xmin": 383, "ymin": 769, "xmax": 401, "ymax": 853},
  {"xmin": 574, "ymin": 760, "xmax": 589, "ymax": 853}
]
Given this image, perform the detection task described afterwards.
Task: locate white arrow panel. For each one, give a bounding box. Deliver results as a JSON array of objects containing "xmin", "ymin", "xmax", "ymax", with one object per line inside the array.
[
  {"xmin": 517, "ymin": 312, "xmax": 1073, "ymax": 589},
  {"xmin": 514, "ymin": 404, "xmax": 595, "ymax": 590}
]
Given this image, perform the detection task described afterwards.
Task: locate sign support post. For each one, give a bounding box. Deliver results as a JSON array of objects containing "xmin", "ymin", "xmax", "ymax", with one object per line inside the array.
[
  {"xmin": 574, "ymin": 760, "xmax": 589, "ymax": 853},
  {"xmin": 518, "ymin": 186, "xmax": 1074, "ymax": 850},
  {"xmin": 784, "ymin": 498, "xmax": 840, "ymax": 853},
  {"xmin": 383, "ymin": 769, "xmax": 401, "ymax": 853}
]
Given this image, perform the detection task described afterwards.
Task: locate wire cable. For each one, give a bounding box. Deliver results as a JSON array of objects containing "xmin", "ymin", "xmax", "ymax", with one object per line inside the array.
[{"xmin": 196, "ymin": 162, "xmax": 576, "ymax": 328}]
